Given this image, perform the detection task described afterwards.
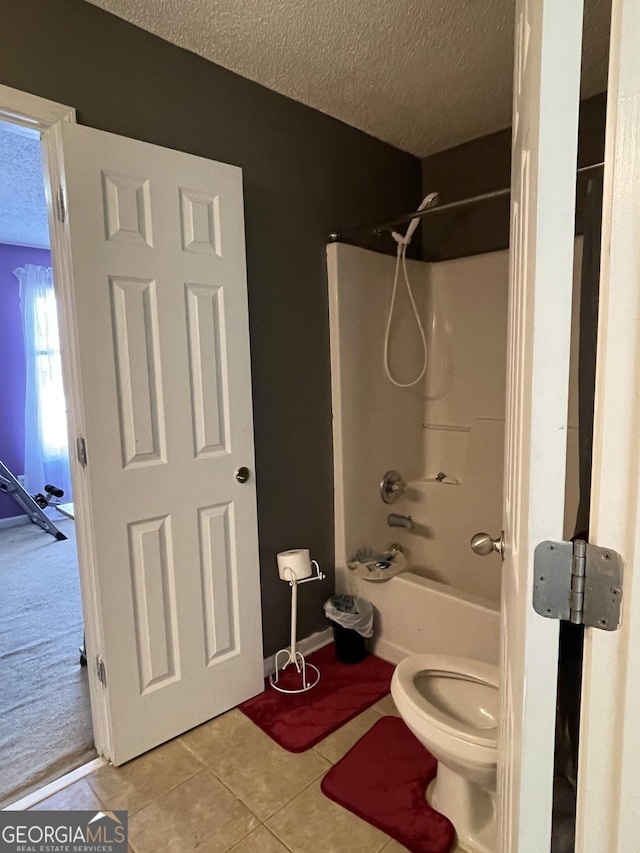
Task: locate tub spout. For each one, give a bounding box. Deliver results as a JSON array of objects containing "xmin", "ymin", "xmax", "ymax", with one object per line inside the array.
[{"xmin": 387, "ymin": 513, "xmax": 414, "ymax": 530}]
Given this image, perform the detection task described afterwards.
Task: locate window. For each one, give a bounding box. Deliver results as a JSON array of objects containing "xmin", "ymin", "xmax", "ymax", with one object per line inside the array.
[
  {"xmin": 34, "ymin": 289, "xmax": 67, "ymax": 456},
  {"xmin": 14, "ymin": 263, "xmax": 72, "ymax": 498}
]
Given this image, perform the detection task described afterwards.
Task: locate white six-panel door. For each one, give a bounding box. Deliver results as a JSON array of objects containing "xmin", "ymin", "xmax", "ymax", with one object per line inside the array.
[
  {"xmin": 59, "ymin": 123, "xmax": 263, "ymax": 764},
  {"xmin": 500, "ymin": 0, "xmax": 584, "ymax": 849}
]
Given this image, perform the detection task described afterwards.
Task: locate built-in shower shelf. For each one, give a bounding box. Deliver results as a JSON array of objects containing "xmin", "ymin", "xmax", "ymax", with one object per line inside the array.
[
  {"xmin": 408, "ymin": 476, "xmax": 462, "ymax": 488},
  {"xmin": 421, "ymin": 423, "xmax": 471, "ymax": 433},
  {"xmin": 420, "ymin": 422, "xmax": 470, "ymax": 486}
]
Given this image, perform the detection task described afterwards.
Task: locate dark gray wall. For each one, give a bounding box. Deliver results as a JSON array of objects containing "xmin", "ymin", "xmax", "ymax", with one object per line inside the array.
[
  {"xmin": 421, "ymin": 92, "xmax": 607, "ymax": 261},
  {"xmin": 0, "ymin": 0, "xmax": 421, "ymax": 657}
]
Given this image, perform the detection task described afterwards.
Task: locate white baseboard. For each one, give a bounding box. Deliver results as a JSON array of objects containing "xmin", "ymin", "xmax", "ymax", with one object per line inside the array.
[
  {"xmin": 370, "ymin": 636, "xmax": 409, "ymax": 666},
  {"xmin": 4, "ymin": 757, "xmax": 106, "ymax": 811},
  {"xmin": 0, "ymin": 515, "xmax": 30, "ymax": 530},
  {"xmin": 263, "ymin": 627, "xmax": 333, "ymax": 677}
]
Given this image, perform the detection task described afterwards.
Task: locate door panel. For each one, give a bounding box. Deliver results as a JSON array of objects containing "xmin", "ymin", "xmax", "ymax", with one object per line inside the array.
[
  {"xmin": 501, "ymin": 1, "xmax": 584, "ymax": 848},
  {"xmin": 60, "ymin": 123, "xmax": 263, "ymax": 764}
]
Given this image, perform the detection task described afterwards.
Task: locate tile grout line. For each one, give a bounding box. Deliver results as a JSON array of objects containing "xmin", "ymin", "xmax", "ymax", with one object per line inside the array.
[
  {"xmin": 197, "ymin": 763, "xmax": 301, "ymax": 853},
  {"xmin": 221, "ymin": 822, "xmax": 297, "ymax": 853},
  {"xmin": 94, "ymin": 696, "xmax": 395, "ymax": 849},
  {"xmin": 262, "ymin": 823, "xmax": 298, "ymax": 853},
  {"xmin": 263, "ymin": 770, "xmax": 330, "ymax": 833},
  {"xmin": 265, "ymin": 767, "xmax": 397, "ymax": 853},
  {"xmin": 179, "ymin": 713, "xmax": 334, "ymax": 825},
  {"xmin": 86, "ymin": 744, "xmax": 208, "ymax": 818},
  {"xmin": 22, "ymin": 692, "xmax": 400, "ymax": 851},
  {"xmin": 176, "ymin": 734, "xmax": 209, "ymax": 765},
  {"xmin": 313, "ymin": 706, "xmax": 389, "ymax": 765},
  {"xmin": 199, "ymin": 757, "xmax": 328, "ymax": 827},
  {"xmin": 227, "ymin": 703, "xmax": 393, "ymax": 825},
  {"xmin": 263, "ymin": 756, "xmax": 334, "ymax": 824},
  {"xmin": 199, "ymin": 764, "xmax": 266, "ymax": 829},
  {"xmin": 123, "ymin": 764, "xmax": 260, "ymax": 853},
  {"xmin": 219, "ymin": 820, "xmax": 262, "ymax": 853}
]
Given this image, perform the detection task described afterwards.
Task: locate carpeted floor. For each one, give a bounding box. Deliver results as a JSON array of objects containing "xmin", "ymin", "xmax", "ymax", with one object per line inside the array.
[{"xmin": 0, "ymin": 517, "xmax": 96, "ymax": 807}]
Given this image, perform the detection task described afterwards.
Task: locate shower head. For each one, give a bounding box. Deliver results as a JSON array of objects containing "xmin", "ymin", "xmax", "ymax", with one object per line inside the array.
[
  {"xmin": 392, "ymin": 191, "xmax": 440, "ymax": 247},
  {"xmin": 421, "ymin": 192, "xmax": 440, "ymax": 209}
]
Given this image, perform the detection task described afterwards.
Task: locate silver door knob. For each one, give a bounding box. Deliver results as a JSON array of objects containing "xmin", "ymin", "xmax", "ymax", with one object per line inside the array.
[
  {"xmin": 470, "ymin": 531, "xmax": 505, "ymax": 559},
  {"xmin": 235, "ymin": 467, "xmax": 250, "ymax": 483}
]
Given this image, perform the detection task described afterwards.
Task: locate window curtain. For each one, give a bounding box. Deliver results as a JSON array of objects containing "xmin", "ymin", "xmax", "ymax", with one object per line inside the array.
[{"xmin": 14, "ymin": 264, "xmax": 72, "ymax": 501}]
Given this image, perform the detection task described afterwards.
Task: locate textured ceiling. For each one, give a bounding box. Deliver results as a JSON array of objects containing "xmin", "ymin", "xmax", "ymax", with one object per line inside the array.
[
  {"xmin": 85, "ymin": 0, "xmax": 610, "ymax": 157},
  {"xmin": 0, "ymin": 122, "xmax": 50, "ymax": 249}
]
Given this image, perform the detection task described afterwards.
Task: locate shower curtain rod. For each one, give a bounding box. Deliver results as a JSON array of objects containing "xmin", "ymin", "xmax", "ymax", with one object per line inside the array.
[{"xmin": 327, "ymin": 160, "xmax": 604, "ymax": 242}]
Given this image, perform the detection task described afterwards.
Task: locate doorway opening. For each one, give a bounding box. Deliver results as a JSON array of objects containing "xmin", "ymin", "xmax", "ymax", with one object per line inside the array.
[{"xmin": 0, "ymin": 118, "xmax": 95, "ymax": 807}]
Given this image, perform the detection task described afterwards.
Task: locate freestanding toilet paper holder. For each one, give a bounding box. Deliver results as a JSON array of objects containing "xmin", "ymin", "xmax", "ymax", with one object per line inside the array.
[{"xmin": 270, "ymin": 562, "xmax": 326, "ymax": 694}]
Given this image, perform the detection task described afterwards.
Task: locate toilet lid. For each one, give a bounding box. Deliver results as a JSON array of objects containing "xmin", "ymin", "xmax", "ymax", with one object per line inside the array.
[{"xmin": 408, "ymin": 664, "xmax": 499, "ymax": 748}]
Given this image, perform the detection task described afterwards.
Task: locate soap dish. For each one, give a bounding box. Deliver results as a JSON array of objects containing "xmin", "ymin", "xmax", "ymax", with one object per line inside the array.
[{"xmin": 347, "ymin": 550, "xmax": 408, "ymax": 582}]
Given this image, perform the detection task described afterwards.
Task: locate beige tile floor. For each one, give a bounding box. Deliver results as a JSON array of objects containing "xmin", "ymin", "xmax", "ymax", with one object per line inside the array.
[{"xmin": 31, "ymin": 692, "xmax": 463, "ymax": 853}]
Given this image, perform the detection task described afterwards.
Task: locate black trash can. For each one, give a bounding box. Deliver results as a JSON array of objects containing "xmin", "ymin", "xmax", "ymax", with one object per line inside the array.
[
  {"xmin": 331, "ymin": 622, "xmax": 367, "ymax": 664},
  {"xmin": 324, "ymin": 594, "xmax": 373, "ymax": 664}
]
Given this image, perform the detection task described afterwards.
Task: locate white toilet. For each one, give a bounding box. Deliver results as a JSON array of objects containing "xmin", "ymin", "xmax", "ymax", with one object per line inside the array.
[{"xmin": 391, "ymin": 654, "xmax": 499, "ymax": 853}]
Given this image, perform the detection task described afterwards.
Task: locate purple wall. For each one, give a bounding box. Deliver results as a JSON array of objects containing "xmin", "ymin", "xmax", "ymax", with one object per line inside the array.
[{"xmin": 0, "ymin": 243, "xmax": 51, "ymax": 519}]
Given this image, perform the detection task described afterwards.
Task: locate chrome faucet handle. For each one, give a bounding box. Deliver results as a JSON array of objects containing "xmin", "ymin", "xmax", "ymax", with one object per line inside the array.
[
  {"xmin": 380, "ymin": 470, "xmax": 406, "ymax": 504},
  {"xmin": 470, "ymin": 531, "xmax": 505, "ymax": 560}
]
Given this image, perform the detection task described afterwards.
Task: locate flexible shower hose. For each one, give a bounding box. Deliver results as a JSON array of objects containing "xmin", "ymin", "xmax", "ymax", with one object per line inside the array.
[{"xmin": 383, "ymin": 238, "xmax": 428, "ymax": 388}]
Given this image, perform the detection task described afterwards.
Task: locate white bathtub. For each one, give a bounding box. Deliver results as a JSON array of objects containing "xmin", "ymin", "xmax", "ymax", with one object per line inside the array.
[{"xmin": 337, "ymin": 569, "xmax": 500, "ymax": 667}]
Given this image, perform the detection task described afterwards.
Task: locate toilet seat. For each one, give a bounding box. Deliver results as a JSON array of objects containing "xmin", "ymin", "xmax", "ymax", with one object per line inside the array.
[{"xmin": 394, "ymin": 654, "xmax": 499, "ymax": 748}]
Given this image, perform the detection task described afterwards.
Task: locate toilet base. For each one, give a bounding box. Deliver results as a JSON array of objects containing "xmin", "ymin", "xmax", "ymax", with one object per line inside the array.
[{"xmin": 427, "ymin": 763, "xmax": 496, "ymax": 853}]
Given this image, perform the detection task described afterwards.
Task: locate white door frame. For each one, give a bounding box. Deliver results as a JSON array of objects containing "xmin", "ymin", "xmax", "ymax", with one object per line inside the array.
[
  {"xmin": 499, "ymin": 1, "xmax": 584, "ymax": 849},
  {"xmin": 576, "ymin": 1, "xmax": 640, "ymax": 848},
  {"xmin": 0, "ymin": 83, "xmax": 110, "ymax": 757}
]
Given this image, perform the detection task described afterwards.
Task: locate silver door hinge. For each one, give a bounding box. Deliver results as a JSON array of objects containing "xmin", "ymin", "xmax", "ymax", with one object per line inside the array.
[
  {"xmin": 56, "ymin": 186, "xmax": 67, "ymax": 222},
  {"xmin": 533, "ymin": 539, "xmax": 623, "ymax": 630},
  {"xmin": 96, "ymin": 655, "xmax": 107, "ymax": 688},
  {"xmin": 77, "ymin": 437, "xmax": 87, "ymax": 467}
]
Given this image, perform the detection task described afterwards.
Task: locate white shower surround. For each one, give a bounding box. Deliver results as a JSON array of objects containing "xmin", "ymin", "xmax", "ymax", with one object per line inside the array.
[{"xmin": 327, "ymin": 242, "xmax": 582, "ymax": 664}]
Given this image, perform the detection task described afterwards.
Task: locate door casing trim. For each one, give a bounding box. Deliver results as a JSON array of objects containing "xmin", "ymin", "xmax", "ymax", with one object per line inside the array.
[{"xmin": 0, "ymin": 83, "xmax": 111, "ymax": 759}]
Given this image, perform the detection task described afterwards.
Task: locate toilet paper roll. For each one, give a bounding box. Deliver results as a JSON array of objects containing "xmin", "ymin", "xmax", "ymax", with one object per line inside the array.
[{"xmin": 277, "ymin": 549, "xmax": 315, "ymax": 581}]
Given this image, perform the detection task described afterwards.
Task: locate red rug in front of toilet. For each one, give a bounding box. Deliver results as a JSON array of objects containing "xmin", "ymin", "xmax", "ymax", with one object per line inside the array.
[
  {"xmin": 239, "ymin": 643, "xmax": 394, "ymax": 752},
  {"xmin": 321, "ymin": 716, "xmax": 456, "ymax": 853}
]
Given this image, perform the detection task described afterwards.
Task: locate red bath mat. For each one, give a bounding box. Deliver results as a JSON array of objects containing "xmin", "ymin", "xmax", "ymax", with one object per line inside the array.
[
  {"xmin": 239, "ymin": 643, "xmax": 394, "ymax": 752},
  {"xmin": 321, "ymin": 716, "xmax": 456, "ymax": 853}
]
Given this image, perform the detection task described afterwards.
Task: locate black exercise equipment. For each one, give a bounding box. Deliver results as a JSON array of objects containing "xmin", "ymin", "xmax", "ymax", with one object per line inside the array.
[{"xmin": 0, "ymin": 460, "xmax": 67, "ymax": 540}]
